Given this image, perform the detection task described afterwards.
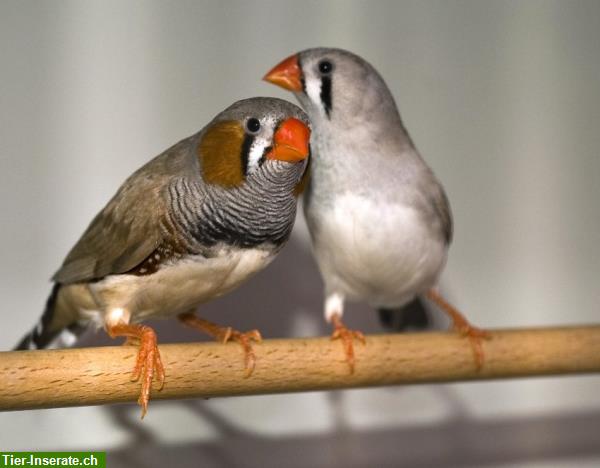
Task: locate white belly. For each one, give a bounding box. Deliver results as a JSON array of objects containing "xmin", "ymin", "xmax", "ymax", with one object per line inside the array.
[
  {"xmin": 308, "ymin": 194, "xmax": 447, "ymax": 308},
  {"xmin": 59, "ymin": 248, "xmax": 274, "ymax": 326}
]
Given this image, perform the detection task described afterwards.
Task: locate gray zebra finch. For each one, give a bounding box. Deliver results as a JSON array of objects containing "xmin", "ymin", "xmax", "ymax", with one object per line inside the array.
[{"xmin": 265, "ymin": 48, "xmax": 488, "ymax": 372}]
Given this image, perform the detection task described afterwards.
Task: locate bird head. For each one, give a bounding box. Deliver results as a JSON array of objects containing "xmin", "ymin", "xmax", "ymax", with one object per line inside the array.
[
  {"xmin": 197, "ymin": 97, "xmax": 311, "ymax": 192},
  {"xmin": 264, "ymin": 48, "xmax": 401, "ymax": 131}
]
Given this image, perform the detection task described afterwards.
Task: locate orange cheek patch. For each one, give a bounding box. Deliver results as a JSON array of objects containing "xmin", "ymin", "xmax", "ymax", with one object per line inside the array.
[{"xmin": 198, "ymin": 120, "xmax": 245, "ymax": 187}]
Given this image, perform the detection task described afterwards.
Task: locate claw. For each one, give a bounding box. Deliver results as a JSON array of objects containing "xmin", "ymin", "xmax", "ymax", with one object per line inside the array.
[
  {"xmin": 426, "ymin": 289, "xmax": 491, "ymax": 370},
  {"xmin": 453, "ymin": 321, "xmax": 491, "ymax": 370},
  {"xmin": 227, "ymin": 329, "xmax": 262, "ymax": 377},
  {"xmin": 330, "ymin": 313, "xmax": 365, "ymax": 374},
  {"xmin": 179, "ymin": 313, "xmax": 262, "ymax": 377},
  {"xmin": 107, "ymin": 323, "xmax": 165, "ymax": 418},
  {"xmin": 218, "ymin": 326, "xmax": 233, "ymax": 344}
]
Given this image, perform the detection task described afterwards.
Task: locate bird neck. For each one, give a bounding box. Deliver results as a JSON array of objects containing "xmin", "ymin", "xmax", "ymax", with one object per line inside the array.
[{"xmin": 167, "ymin": 168, "xmax": 300, "ymax": 253}]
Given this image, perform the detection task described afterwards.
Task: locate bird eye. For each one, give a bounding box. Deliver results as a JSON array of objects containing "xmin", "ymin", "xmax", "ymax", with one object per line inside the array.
[
  {"xmin": 246, "ymin": 117, "xmax": 261, "ymax": 134},
  {"xmin": 318, "ymin": 60, "xmax": 334, "ymax": 75}
]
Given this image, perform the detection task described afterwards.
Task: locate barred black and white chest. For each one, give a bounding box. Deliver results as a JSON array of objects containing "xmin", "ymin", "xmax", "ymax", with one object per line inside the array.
[{"xmin": 167, "ymin": 168, "xmax": 299, "ymax": 254}]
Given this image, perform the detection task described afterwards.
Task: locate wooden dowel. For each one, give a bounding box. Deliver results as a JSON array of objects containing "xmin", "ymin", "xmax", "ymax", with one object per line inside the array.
[{"xmin": 1, "ymin": 326, "xmax": 599, "ymax": 412}]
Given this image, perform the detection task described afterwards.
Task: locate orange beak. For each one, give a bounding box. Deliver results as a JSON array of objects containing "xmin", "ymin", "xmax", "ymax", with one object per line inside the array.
[
  {"xmin": 263, "ymin": 54, "xmax": 303, "ymax": 92},
  {"xmin": 266, "ymin": 117, "xmax": 310, "ymax": 163}
]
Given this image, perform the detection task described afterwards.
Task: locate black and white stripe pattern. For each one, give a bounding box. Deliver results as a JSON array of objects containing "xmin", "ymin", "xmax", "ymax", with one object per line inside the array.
[
  {"xmin": 14, "ymin": 284, "xmax": 87, "ymax": 350},
  {"xmin": 240, "ymin": 133, "xmax": 254, "ymax": 175},
  {"xmin": 167, "ymin": 160, "xmax": 302, "ymax": 252},
  {"xmin": 298, "ymin": 58, "xmax": 333, "ymax": 121}
]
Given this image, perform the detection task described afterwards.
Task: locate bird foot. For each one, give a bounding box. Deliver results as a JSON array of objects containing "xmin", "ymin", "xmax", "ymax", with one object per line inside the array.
[
  {"xmin": 330, "ymin": 313, "xmax": 366, "ymax": 374},
  {"xmin": 451, "ymin": 318, "xmax": 491, "ymax": 370},
  {"xmin": 107, "ymin": 323, "xmax": 165, "ymax": 418},
  {"xmin": 179, "ymin": 313, "xmax": 261, "ymax": 377},
  {"xmin": 426, "ymin": 289, "xmax": 491, "ymax": 370},
  {"xmin": 223, "ymin": 328, "xmax": 262, "ymax": 377}
]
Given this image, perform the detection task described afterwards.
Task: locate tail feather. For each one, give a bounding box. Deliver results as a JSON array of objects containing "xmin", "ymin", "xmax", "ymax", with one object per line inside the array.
[
  {"xmin": 14, "ymin": 284, "xmax": 86, "ymax": 350},
  {"xmin": 378, "ymin": 296, "xmax": 431, "ymax": 332}
]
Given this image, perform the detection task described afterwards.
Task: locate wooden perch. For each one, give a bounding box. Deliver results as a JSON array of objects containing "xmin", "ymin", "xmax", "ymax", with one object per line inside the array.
[{"xmin": 1, "ymin": 326, "xmax": 600, "ymax": 412}]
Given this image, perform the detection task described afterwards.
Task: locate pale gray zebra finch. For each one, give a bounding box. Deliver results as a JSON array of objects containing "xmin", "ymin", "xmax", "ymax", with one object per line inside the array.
[
  {"xmin": 264, "ymin": 48, "xmax": 489, "ymax": 372},
  {"xmin": 16, "ymin": 97, "xmax": 311, "ymax": 417}
]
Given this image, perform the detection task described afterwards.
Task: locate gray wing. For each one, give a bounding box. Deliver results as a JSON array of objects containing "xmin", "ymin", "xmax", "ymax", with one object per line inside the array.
[
  {"xmin": 414, "ymin": 166, "xmax": 453, "ymax": 246},
  {"xmin": 432, "ymin": 184, "xmax": 453, "ymax": 244},
  {"xmin": 52, "ymin": 135, "xmax": 198, "ymax": 284}
]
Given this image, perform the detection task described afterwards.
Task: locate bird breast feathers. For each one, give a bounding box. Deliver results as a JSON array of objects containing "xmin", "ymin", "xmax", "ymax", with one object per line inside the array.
[
  {"xmin": 80, "ymin": 247, "xmax": 275, "ymax": 324},
  {"xmin": 310, "ymin": 193, "xmax": 447, "ymax": 305}
]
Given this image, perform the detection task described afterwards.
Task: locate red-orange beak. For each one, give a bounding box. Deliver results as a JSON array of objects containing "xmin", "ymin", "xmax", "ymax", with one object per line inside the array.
[
  {"xmin": 266, "ymin": 117, "xmax": 310, "ymax": 163},
  {"xmin": 263, "ymin": 54, "xmax": 303, "ymax": 92}
]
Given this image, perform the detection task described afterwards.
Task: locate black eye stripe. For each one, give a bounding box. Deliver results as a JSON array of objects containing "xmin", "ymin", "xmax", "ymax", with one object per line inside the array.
[
  {"xmin": 258, "ymin": 149, "xmax": 268, "ymax": 167},
  {"xmin": 320, "ymin": 75, "xmax": 332, "ymax": 118},
  {"xmin": 240, "ymin": 133, "xmax": 254, "ymax": 176},
  {"xmin": 257, "ymin": 120, "xmax": 280, "ymax": 166}
]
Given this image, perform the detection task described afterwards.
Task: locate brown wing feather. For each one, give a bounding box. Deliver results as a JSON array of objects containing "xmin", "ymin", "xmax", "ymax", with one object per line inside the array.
[{"xmin": 52, "ymin": 135, "xmax": 198, "ymax": 284}]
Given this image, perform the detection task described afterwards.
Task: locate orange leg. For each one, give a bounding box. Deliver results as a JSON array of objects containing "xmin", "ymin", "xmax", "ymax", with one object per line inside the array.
[
  {"xmin": 426, "ymin": 289, "xmax": 491, "ymax": 369},
  {"xmin": 107, "ymin": 323, "xmax": 165, "ymax": 419},
  {"xmin": 178, "ymin": 313, "xmax": 262, "ymax": 377},
  {"xmin": 330, "ymin": 313, "xmax": 366, "ymax": 374}
]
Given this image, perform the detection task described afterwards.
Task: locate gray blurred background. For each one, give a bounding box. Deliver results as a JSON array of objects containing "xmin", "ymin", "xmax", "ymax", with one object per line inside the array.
[{"xmin": 1, "ymin": 1, "xmax": 599, "ymax": 466}]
